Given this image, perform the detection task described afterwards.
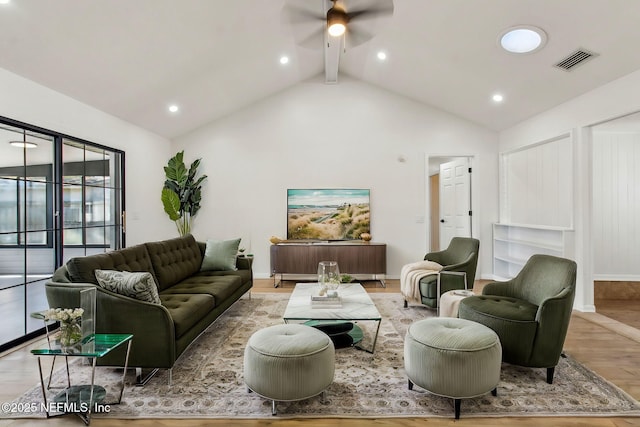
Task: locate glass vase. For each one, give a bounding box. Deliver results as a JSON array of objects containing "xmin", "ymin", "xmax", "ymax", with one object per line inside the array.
[
  {"xmin": 318, "ymin": 261, "xmax": 340, "ymax": 297},
  {"xmin": 59, "ymin": 320, "xmax": 82, "ymax": 350}
]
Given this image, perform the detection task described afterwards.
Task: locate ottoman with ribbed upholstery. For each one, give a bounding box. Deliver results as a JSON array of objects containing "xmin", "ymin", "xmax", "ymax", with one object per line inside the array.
[
  {"xmin": 404, "ymin": 317, "xmax": 502, "ymax": 419},
  {"xmin": 243, "ymin": 323, "xmax": 335, "ymax": 415}
]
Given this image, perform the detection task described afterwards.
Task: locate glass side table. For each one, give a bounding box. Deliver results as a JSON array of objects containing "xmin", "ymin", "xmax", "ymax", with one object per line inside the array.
[{"xmin": 31, "ymin": 333, "xmax": 133, "ymax": 425}]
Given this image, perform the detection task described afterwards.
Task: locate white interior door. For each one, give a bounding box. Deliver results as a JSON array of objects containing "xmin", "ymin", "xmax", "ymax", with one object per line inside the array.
[{"xmin": 439, "ymin": 158, "xmax": 471, "ymax": 249}]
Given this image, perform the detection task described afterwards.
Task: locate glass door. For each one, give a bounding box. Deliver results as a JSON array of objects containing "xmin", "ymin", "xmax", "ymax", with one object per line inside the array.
[{"xmin": 0, "ymin": 119, "xmax": 125, "ymax": 351}]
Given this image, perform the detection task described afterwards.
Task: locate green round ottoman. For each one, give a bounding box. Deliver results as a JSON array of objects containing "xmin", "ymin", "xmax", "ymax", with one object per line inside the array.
[
  {"xmin": 244, "ymin": 323, "xmax": 335, "ymax": 415},
  {"xmin": 404, "ymin": 317, "xmax": 502, "ymax": 419}
]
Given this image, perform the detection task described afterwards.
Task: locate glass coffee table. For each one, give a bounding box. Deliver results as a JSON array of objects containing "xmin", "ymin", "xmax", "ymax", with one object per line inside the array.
[
  {"xmin": 283, "ymin": 283, "xmax": 382, "ymax": 353},
  {"xmin": 31, "ymin": 333, "xmax": 133, "ymax": 425}
]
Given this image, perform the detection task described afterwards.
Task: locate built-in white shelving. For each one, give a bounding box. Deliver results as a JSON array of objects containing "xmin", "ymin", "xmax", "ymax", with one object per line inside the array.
[{"xmin": 493, "ymin": 223, "xmax": 575, "ymax": 280}]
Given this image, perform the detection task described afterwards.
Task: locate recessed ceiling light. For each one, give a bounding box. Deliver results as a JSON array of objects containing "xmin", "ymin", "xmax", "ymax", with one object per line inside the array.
[
  {"xmin": 499, "ymin": 25, "xmax": 547, "ymax": 54},
  {"xmin": 9, "ymin": 141, "xmax": 37, "ymax": 148},
  {"xmin": 279, "ymin": 56, "xmax": 289, "ymax": 65},
  {"xmin": 377, "ymin": 51, "xmax": 387, "ymax": 61},
  {"xmin": 168, "ymin": 105, "xmax": 179, "ymax": 113},
  {"xmin": 492, "ymin": 94, "xmax": 504, "ymax": 102}
]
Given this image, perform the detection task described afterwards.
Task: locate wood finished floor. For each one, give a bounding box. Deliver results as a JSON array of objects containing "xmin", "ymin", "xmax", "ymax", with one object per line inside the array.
[{"xmin": 1, "ymin": 279, "xmax": 639, "ymax": 427}]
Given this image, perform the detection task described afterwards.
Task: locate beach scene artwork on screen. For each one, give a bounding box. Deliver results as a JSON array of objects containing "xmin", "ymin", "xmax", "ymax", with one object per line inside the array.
[{"xmin": 287, "ymin": 189, "xmax": 370, "ymax": 241}]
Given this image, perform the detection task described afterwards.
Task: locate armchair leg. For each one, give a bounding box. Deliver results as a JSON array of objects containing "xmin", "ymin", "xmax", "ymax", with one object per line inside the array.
[
  {"xmin": 404, "ymin": 299, "xmax": 408, "ymax": 308},
  {"xmin": 454, "ymin": 398, "xmax": 461, "ymax": 419},
  {"xmin": 546, "ymin": 367, "xmax": 555, "ymax": 384},
  {"xmin": 408, "ymin": 379, "xmax": 414, "ymax": 390}
]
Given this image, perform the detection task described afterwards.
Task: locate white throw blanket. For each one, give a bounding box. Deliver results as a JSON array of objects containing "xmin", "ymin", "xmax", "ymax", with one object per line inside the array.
[{"xmin": 400, "ymin": 260, "xmax": 443, "ymax": 303}]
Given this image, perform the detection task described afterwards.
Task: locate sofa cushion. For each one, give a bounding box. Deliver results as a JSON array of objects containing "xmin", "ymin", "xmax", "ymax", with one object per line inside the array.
[
  {"xmin": 200, "ymin": 238, "xmax": 241, "ymax": 271},
  {"xmin": 160, "ymin": 293, "xmax": 215, "ymax": 338},
  {"xmin": 145, "ymin": 235, "xmax": 203, "ymax": 291},
  {"xmin": 67, "ymin": 244, "xmax": 155, "ymax": 285},
  {"xmin": 196, "ymin": 269, "xmax": 252, "ymax": 287},
  {"xmin": 95, "ymin": 270, "xmax": 161, "ymax": 305},
  {"xmin": 160, "ymin": 274, "xmax": 242, "ymax": 306}
]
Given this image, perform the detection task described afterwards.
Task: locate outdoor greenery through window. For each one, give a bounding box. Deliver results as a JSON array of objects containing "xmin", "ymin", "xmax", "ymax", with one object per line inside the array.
[{"xmin": 0, "ymin": 118, "xmax": 124, "ymax": 351}]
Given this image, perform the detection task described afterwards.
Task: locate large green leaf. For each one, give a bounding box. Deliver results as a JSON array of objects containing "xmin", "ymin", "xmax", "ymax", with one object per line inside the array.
[{"xmin": 161, "ymin": 188, "xmax": 181, "ymax": 221}]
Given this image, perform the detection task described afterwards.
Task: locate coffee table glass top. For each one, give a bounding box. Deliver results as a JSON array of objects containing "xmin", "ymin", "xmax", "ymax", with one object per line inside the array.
[{"xmin": 283, "ymin": 283, "xmax": 381, "ymax": 321}]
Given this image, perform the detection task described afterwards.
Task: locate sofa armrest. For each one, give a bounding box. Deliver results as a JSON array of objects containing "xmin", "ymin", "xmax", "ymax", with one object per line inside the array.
[
  {"xmin": 236, "ymin": 256, "xmax": 253, "ymax": 271},
  {"xmin": 46, "ymin": 281, "xmax": 177, "ymax": 368}
]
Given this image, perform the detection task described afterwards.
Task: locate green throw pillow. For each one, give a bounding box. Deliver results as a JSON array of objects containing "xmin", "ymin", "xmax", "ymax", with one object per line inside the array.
[
  {"xmin": 94, "ymin": 270, "xmax": 161, "ymax": 305},
  {"xmin": 201, "ymin": 238, "xmax": 241, "ymax": 271}
]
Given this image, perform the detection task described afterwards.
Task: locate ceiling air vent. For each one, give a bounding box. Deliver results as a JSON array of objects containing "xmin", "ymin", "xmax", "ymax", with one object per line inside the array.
[{"xmin": 554, "ymin": 49, "xmax": 598, "ymax": 71}]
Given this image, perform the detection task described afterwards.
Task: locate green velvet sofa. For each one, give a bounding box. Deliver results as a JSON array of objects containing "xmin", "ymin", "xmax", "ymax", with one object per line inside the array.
[{"xmin": 45, "ymin": 234, "xmax": 252, "ymax": 384}]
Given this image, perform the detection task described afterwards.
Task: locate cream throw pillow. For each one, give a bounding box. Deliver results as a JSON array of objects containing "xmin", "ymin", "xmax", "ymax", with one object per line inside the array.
[{"xmin": 94, "ymin": 270, "xmax": 161, "ymax": 305}]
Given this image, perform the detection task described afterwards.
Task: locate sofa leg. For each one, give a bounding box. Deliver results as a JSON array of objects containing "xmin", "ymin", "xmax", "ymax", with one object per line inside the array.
[
  {"xmin": 491, "ymin": 387, "xmax": 497, "ymax": 396},
  {"xmin": 404, "ymin": 300, "xmax": 408, "ymax": 308},
  {"xmin": 408, "ymin": 379, "xmax": 414, "ymax": 390},
  {"xmin": 136, "ymin": 367, "xmax": 160, "ymax": 386},
  {"xmin": 546, "ymin": 367, "xmax": 555, "ymax": 384},
  {"xmin": 272, "ymin": 400, "xmax": 277, "ymax": 416}
]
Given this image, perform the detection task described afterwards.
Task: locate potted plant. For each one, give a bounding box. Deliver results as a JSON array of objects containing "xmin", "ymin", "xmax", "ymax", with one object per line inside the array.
[{"xmin": 161, "ymin": 151, "xmax": 207, "ymax": 236}]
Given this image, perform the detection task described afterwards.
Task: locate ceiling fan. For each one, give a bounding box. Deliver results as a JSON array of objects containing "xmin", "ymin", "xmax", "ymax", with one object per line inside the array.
[
  {"xmin": 283, "ymin": 0, "xmax": 394, "ymax": 83},
  {"xmin": 283, "ymin": 0, "xmax": 394, "ymax": 49}
]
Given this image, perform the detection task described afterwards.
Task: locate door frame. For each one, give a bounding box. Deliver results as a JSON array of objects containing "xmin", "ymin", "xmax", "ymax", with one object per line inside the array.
[{"xmin": 425, "ymin": 154, "xmax": 477, "ymax": 252}]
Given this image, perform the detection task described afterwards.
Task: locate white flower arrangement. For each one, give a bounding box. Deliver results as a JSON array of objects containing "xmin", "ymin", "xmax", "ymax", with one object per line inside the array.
[{"xmin": 44, "ymin": 307, "xmax": 84, "ymax": 322}]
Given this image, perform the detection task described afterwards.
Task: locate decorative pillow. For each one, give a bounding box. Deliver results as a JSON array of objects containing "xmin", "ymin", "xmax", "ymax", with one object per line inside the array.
[
  {"xmin": 200, "ymin": 238, "xmax": 241, "ymax": 271},
  {"xmin": 94, "ymin": 270, "xmax": 161, "ymax": 305}
]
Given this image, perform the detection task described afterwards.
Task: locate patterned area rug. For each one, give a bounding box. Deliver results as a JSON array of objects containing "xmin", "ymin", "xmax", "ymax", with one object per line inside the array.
[{"xmin": 9, "ymin": 292, "xmax": 640, "ymax": 419}]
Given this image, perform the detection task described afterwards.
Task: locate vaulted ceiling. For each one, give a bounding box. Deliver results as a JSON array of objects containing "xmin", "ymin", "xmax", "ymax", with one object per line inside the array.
[{"xmin": 2, "ymin": 0, "xmax": 640, "ymax": 139}]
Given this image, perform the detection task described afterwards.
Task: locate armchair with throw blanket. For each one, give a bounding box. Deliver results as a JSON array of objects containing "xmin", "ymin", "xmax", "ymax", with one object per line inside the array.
[
  {"xmin": 458, "ymin": 254, "xmax": 577, "ymax": 384},
  {"xmin": 401, "ymin": 237, "xmax": 480, "ymax": 309}
]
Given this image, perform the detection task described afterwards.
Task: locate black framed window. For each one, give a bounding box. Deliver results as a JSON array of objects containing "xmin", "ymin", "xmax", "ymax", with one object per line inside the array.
[{"xmin": 0, "ymin": 117, "xmax": 125, "ymax": 351}]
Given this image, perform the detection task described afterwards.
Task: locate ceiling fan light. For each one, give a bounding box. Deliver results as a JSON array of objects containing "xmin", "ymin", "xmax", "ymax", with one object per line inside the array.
[
  {"xmin": 328, "ymin": 22, "xmax": 346, "ymax": 37},
  {"xmin": 327, "ymin": 7, "xmax": 347, "ymax": 37}
]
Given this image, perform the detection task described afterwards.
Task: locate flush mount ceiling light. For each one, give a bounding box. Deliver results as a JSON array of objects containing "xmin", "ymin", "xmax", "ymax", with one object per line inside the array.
[
  {"xmin": 279, "ymin": 56, "xmax": 289, "ymax": 65},
  {"xmin": 0, "ymin": 0, "xmax": 10, "ymax": 5},
  {"xmin": 377, "ymin": 51, "xmax": 387, "ymax": 61},
  {"xmin": 492, "ymin": 94, "xmax": 504, "ymax": 102},
  {"xmin": 9, "ymin": 141, "xmax": 37, "ymax": 148},
  {"xmin": 168, "ymin": 105, "xmax": 179, "ymax": 113},
  {"xmin": 499, "ymin": 25, "xmax": 547, "ymax": 54}
]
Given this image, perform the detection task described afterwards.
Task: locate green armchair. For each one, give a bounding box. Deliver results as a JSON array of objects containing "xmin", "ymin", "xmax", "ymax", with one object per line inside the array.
[
  {"xmin": 459, "ymin": 254, "xmax": 577, "ymax": 384},
  {"xmin": 405, "ymin": 237, "xmax": 480, "ymax": 309}
]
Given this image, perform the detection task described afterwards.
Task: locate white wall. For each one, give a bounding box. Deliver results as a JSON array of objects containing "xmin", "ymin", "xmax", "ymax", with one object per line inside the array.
[
  {"xmin": 499, "ymin": 68, "xmax": 640, "ymax": 312},
  {"xmin": 173, "ymin": 76, "xmax": 499, "ymax": 279},
  {"xmin": 501, "ymin": 134, "xmax": 573, "ymax": 227},
  {"xmin": 0, "ymin": 68, "xmax": 173, "ymax": 245},
  {"xmin": 592, "ymin": 131, "xmax": 640, "ymax": 280}
]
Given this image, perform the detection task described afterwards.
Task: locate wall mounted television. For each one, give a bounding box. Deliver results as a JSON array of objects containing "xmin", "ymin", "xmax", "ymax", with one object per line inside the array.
[{"xmin": 287, "ymin": 188, "xmax": 370, "ymax": 241}]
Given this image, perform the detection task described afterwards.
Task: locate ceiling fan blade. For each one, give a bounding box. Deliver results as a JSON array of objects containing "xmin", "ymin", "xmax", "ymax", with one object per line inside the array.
[
  {"xmin": 345, "ymin": 25, "xmax": 375, "ymax": 48},
  {"xmin": 282, "ymin": 1, "xmax": 326, "ymax": 50},
  {"xmin": 282, "ymin": 2, "xmax": 325, "ymax": 25},
  {"xmin": 346, "ymin": 0, "xmax": 393, "ymax": 21},
  {"xmin": 298, "ymin": 27, "xmax": 325, "ymax": 50}
]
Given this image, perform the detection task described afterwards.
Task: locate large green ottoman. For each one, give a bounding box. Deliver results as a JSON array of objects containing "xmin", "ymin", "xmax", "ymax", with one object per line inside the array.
[
  {"xmin": 243, "ymin": 323, "xmax": 335, "ymax": 415},
  {"xmin": 404, "ymin": 317, "xmax": 502, "ymax": 419}
]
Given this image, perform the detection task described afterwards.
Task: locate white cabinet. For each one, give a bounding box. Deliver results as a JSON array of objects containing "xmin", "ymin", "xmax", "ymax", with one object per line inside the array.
[{"xmin": 493, "ymin": 223, "xmax": 574, "ymax": 280}]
